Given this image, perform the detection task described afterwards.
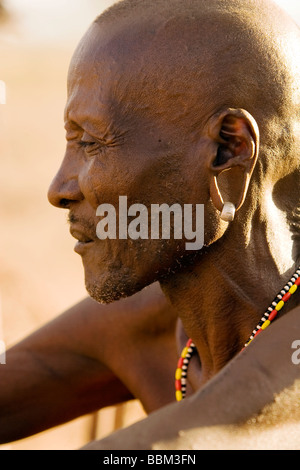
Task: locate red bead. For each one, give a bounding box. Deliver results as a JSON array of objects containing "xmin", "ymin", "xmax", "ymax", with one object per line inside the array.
[
  {"xmin": 177, "ymin": 357, "xmax": 184, "ymax": 368},
  {"xmin": 268, "ymin": 309, "xmax": 278, "ymax": 321},
  {"xmin": 175, "ymin": 379, "xmax": 182, "ymax": 391},
  {"xmin": 187, "ymin": 338, "xmax": 193, "ymax": 347},
  {"xmin": 254, "ymin": 328, "xmax": 263, "ymax": 337},
  {"xmin": 282, "ymin": 292, "xmax": 291, "ymax": 302},
  {"xmin": 295, "ymin": 278, "xmax": 300, "ymax": 286}
]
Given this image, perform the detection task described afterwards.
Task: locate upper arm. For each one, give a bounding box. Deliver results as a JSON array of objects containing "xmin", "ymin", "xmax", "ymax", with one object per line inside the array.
[
  {"xmin": 0, "ymin": 282, "xmax": 177, "ymax": 443},
  {"xmin": 0, "ymin": 297, "xmax": 134, "ymax": 443}
]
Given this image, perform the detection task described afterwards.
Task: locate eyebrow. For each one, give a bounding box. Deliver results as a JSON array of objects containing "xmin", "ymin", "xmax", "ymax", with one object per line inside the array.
[
  {"xmin": 64, "ymin": 108, "xmax": 110, "ymax": 133},
  {"xmin": 64, "ymin": 94, "xmax": 127, "ymax": 141},
  {"xmin": 64, "ymin": 113, "xmax": 124, "ymax": 145}
]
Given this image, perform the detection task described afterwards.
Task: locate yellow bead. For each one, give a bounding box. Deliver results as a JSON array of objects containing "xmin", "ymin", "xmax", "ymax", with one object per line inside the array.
[
  {"xmin": 261, "ymin": 320, "xmax": 271, "ymax": 330},
  {"xmin": 175, "ymin": 368, "xmax": 182, "ymax": 380},
  {"xmin": 176, "ymin": 390, "xmax": 183, "ymax": 401},
  {"xmin": 289, "ymin": 284, "xmax": 298, "ymax": 295},
  {"xmin": 181, "ymin": 347, "xmax": 189, "ymax": 358},
  {"xmin": 275, "ymin": 300, "xmax": 284, "ymax": 311}
]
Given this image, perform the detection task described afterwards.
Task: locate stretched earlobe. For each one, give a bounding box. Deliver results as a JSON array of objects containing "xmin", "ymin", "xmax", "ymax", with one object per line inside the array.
[
  {"xmin": 210, "ymin": 170, "xmax": 251, "ymax": 214},
  {"xmin": 207, "ymin": 108, "xmax": 259, "ymax": 219}
]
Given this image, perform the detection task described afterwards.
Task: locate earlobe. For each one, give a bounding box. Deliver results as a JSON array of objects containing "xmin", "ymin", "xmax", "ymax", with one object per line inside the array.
[
  {"xmin": 210, "ymin": 171, "xmax": 252, "ymax": 213},
  {"xmin": 207, "ymin": 108, "xmax": 259, "ymax": 216}
]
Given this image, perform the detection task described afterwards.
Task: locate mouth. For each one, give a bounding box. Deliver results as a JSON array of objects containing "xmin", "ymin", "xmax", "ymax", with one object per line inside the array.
[{"xmin": 70, "ymin": 226, "xmax": 95, "ymax": 253}]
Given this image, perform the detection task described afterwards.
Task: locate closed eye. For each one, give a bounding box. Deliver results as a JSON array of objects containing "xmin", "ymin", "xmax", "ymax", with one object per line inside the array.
[
  {"xmin": 78, "ymin": 140, "xmax": 97, "ymax": 148},
  {"xmin": 77, "ymin": 140, "xmax": 107, "ymax": 156}
]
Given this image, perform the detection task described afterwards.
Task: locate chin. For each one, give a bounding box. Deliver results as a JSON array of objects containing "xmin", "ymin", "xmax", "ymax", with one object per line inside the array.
[
  {"xmin": 84, "ymin": 269, "xmax": 150, "ymax": 304},
  {"xmin": 82, "ymin": 236, "xmax": 204, "ymax": 303},
  {"xmin": 83, "ymin": 245, "xmax": 205, "ymax": 304}
]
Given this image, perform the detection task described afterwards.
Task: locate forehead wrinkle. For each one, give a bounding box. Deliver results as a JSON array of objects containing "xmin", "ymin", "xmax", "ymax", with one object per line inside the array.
[
  {"xmin": 69, "ymin": 19, "xmax": 184, "ymax": 136},
  {"xmin": 68, "ymin": 21, "xmax": 163, "ymax": 121},
  {"xmin": 65, "ymin": 75, "xmax": 118, "ymax": 137},
  {"xmin": 84, "ymin": 17, "xmax": 214, "ymax": 131},
  {"xmin": 67, "ymin": 38, "xmax": 131, "ymax": 138}
]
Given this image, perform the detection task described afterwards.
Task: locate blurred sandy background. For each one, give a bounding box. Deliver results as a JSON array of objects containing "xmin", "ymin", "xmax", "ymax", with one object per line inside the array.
[{"xmin": 0, "ymin": 0, "xmax": 299, "ymax": 450}]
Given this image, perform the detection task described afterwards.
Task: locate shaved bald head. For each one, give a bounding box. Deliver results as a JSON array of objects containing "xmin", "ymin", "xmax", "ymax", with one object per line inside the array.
[
  {"xmin": 50, "ymin": 0, "xmax": 300, "ymax": 304},
  {"xmin": 95, "ymin": 0, "xmax": 300, "ymax": 122},
  {"xmin": 46, "ymin": 1, "xmax": 300, "ymax": 415},
  {"xmin": 91, "ymin": 0, "xmax": 300, "ymax": 242}
]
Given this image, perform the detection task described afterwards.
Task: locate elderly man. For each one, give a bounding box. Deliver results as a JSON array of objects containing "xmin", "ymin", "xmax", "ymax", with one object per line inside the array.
[{"xmin": 1, "ymin": 0, "xmax": 300, "ymax": 450}]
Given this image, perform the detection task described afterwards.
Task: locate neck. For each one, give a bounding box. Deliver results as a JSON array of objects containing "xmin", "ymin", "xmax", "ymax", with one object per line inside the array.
[{"xmin": 160, "ymin": 203, "xmax": 298, "ymax": 385}]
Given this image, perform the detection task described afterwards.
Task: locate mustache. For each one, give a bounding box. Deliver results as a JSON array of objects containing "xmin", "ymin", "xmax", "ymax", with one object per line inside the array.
[{"xmin": 67, "ymin": 213, "xmax": 96, "ymax": 233}]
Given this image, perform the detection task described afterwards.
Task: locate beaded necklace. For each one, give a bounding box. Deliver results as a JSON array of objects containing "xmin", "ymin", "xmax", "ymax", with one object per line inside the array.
[{"xmin": 175, "ymin": 265, "xmax": 300, "ymax": 402}]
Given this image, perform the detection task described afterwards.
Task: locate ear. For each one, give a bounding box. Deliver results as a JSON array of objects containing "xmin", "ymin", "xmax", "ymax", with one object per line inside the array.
[{"xmin": 206, "ymin": 108, "xmax": 259, "ymax": 213}]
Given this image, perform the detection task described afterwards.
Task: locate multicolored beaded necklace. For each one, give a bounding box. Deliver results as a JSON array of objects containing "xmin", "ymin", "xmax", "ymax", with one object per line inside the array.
[{"xmin": 175, "ymin": 265, "xmax": 300, "ymax": 402}]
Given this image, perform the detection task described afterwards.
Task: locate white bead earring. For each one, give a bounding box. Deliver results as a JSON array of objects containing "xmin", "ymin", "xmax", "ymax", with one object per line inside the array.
[{"xmin": 220, "ymin": 202, "xmax": 236, "ymax": 222}]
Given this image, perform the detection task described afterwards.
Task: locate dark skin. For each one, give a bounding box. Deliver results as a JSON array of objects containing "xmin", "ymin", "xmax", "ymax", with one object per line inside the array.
[
  {"xmin": 2, "ymin": 289, "xmax": 300, "ymax": 448},
  {"xmin": 82, "ymin": 303, "xmax": 300, "ymax": 450},
  {"xmin": 1, "ymin": 0, "xmax": 300, "ymax": 449},
  {"xmin": 0, "ymin": 283, "xmax": 178, "ymax": 443},
  {"xmin": 49, "ymin": 0, "xmax": 300, "ymax": 383}
]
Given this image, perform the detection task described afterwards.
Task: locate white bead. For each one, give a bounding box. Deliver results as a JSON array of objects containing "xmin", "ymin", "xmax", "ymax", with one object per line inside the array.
[{"xmin": 220, "ymin": 202, "xmax": 236, "ymax": 222}]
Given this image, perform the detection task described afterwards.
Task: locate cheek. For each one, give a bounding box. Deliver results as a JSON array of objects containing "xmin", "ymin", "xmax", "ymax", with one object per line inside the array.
[
  {"xmin": 78, "ymin": 157, "xmax": 131, "ymax": 208},
  {"xmin": 78, "ymin": 154, "xmax": 153, "ymax": 209},
  {"xmin": 80, "ymin": 174, "xmax": 101, "ymax": 207},
  {"xmin": 78, "ymin": 145, "xmax": 190, "ymax": 215}
]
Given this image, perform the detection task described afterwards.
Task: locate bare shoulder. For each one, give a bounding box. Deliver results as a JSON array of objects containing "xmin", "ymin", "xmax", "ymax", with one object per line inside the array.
[
  {"xmin": 81, "ymin": 305, "xmax": 300, "ymax": 450},
  {"xmin": 18, "ymin": 282, "xmax": 177, "ymax": 361},
  {"xmin": 36, "ymin": 282, "xmax": 179, "ymax": 411},
  {"xmin": 0, "ymin": 283, "xmax": 178, "ymax": 442}
]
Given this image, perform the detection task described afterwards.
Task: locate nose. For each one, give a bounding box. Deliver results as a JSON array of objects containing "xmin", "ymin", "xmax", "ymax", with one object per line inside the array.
[{"xmin": 47, "ymin": 154, "xmax": 83, "ymax": 208}]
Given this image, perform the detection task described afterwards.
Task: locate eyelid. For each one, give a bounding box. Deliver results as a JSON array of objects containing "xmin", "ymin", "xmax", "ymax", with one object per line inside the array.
[
  {"xmin": 77, "ymin": 132, "xmax": 106, "ymax": 153},
  {"xmin": 81, "ymin": 131, "xmax": 97, "ymax": 143},
  {"xmin": 64, "ymin": 120, "xmax": 81, "ymax": 139},
  {"xmin": 64, "ymin": 122, "xmax": 97, "ymax": 143},
  {"xmin": 65, "ymin": 129, "xmax": 79, "ymax": 142}
]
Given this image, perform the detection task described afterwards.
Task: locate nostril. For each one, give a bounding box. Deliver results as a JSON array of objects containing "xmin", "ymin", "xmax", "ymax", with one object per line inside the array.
[
  {"xmin": 47, "ymin": 175, "xmax": 83, "ymax": 208},
  {"xmin": 47, "ymin": 155, "xmax": 84, "ymax": 209},
  {"xmin": 60, "ymin": 198, "xmax": 71, "ymax": 208}
]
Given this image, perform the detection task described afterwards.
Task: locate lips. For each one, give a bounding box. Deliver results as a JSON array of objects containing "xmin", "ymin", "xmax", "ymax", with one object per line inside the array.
[{"xmin": 70, "ymin": 226, "xmax": 95, "ymax": 244}]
